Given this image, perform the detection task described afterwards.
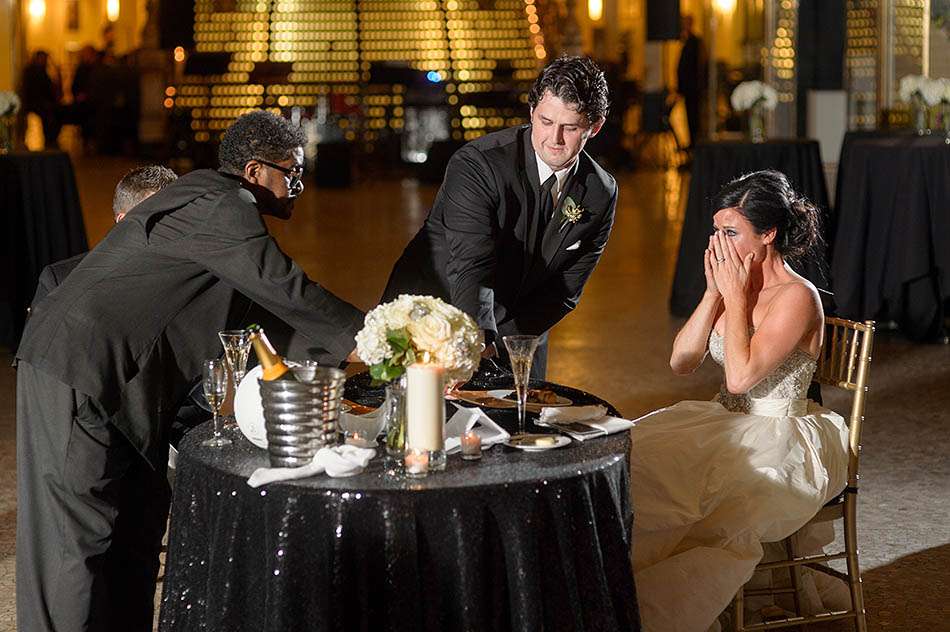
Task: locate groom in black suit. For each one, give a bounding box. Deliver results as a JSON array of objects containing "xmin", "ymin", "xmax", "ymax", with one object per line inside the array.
[{"xmin": 383, "ymin": 56, "xmax": 617, "ymax": 377}]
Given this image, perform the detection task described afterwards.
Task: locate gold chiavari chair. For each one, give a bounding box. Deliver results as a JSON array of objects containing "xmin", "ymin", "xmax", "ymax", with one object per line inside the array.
[{"xmin": 734, "ymin": 318, "xmax": 875, "ymax": 631}]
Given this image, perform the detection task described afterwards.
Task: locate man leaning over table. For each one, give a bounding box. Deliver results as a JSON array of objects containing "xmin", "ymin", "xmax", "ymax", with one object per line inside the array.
[
  {"xmin": 381, "ymin": 55, "xmax": 618, "ymax": 379},
  {"xmin": 15, "ymin": 110, "xmax": 365, "ymax": 632}
]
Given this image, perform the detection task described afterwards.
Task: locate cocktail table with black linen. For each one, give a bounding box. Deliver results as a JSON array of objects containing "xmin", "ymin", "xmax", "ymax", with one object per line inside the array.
[
  {"xmin": 831, "ymin": 133, "xmax": 950, "ymax": 340},
  {"xmin": 158, "ymin": 368, "xmax": 640, "ymax": 632},
  {"xmin": 0, "ymin": 150, "xmax": 87, "ymax": 346}
]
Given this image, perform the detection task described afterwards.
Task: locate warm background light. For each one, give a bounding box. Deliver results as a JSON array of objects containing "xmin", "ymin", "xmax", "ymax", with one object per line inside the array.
[
  {"xmin": 106, "ymin": 0, "xmax": 120, "ymax": 21},
  {"xmin": 588, "ymin": 0, "xmax": 603, "ymax": 21},
  {"xmin": 714, "ymin": 0, "xmax": 736, "ymax": 12},
  {"xmin": 27, "ymin": 0, "xmax": 45, "ymax": 20}
]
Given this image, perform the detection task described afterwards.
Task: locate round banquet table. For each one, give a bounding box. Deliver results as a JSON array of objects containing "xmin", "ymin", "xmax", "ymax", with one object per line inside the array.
[
  {"xmin": 831, "ymin": 133, "xmax": 950, "ymax": 340},
  {"xmin": 670, "ymin": 139, "xmax": 831, "ymax": 316},
  {"xmin": 158, "ymin": 374, "xmax": 640, "ymax": 632}
]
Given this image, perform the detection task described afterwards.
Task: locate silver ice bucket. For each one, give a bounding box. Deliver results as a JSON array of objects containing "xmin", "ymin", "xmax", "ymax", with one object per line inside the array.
[{"xmin": 259, "ymin": 367, "xmax": 346, "ymax": 468}]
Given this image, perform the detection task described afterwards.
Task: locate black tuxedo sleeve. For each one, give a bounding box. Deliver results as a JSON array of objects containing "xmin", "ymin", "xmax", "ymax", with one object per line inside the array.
[
  {"xmin": 30, "ymin": 265, "xmax": 59, "ymax": 308},
  {"xmin": 439, "ymin": 145, "xmax": 502, "ymax": 333},
  {"xmin": 189, "ymin": 192, "xmax": 365, "ymax": 363},
  {"xmin": 512, "ymin": 187, "xmax": 617, "ymax": 335}
]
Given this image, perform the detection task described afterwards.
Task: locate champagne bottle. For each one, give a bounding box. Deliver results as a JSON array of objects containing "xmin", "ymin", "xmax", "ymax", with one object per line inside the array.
[{"xmin": 247, "ymin": 324, "xmax": 295, "ymax": 381}]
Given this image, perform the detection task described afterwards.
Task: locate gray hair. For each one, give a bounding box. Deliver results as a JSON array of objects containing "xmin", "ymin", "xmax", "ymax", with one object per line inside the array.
[{"xmin": 112, "ymin": 165, "xmax": 178, "ymax": 216}]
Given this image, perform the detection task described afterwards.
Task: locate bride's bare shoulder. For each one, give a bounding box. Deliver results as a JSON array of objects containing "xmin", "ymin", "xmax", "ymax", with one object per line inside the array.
[{"xmin": 761, "ymin": 280, "xmax": 822, "ymax": 320}]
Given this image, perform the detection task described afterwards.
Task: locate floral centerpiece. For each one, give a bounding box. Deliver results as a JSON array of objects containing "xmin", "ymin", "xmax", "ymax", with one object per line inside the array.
[
  {"xmin": 899, "ymin": 74, "xmax": 950, "ymax": 134},
  {"xmin": 730, "ymin": 81, "xmax": 778, "ymax": 143},
  {"xmin": 355, "ymin": 295, "xmax": 484, "ymax": 455},
  {"xmin": 0, "ymin": 91, "xmax": 20, "ymax": 153},
  {"xmin": 355, "ymin": 294, "xmax": 484, "ymax": 384}
]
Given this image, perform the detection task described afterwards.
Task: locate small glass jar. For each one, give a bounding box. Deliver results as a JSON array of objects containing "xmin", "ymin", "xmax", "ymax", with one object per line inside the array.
[
  {"xmin": 460, "ymin": 430, "xmax": 482, "ymax": 461},
  {"xmin": 383, "ymin": 377, "xmax": 408, "ymax": 458},
  {"xmin": 404, "ymin": 448, "xmax": 429, "ymax": 478}
]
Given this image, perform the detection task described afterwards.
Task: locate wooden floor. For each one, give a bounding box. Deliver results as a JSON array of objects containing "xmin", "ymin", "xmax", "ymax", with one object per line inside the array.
[{"xmin": 1, "ymin": 154, "xmax": 948, "ymax": 631}]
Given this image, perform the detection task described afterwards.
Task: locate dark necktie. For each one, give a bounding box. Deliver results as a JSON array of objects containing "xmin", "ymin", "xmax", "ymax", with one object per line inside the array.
[{"xmin": 539, "ymin": 173, "xmax": 557, "ymax": 230}]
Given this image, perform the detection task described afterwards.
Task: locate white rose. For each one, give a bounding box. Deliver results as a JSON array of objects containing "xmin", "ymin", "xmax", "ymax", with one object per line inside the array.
[{"xmin": 408, "ymin": 311, "xmax": 453, "ymax": 352}]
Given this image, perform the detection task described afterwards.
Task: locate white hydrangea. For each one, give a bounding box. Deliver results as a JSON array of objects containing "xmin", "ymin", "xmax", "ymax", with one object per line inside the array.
[
  {"xmin": 354, "ymin": 294, "xmax": 484, "ymax": 384},
  {"xmin": 920, "ymin": 77, "xmax": 946, "ymax": 107},
  {"xmin": 730, "ymin": 81, "xmax": 778, "ymax": 112},
  {"xmin": 0, "ymin": 91, "xmax": 20, "ymax": 117},
  {"xmin": 899, "ymin": 74, "xmax": 925, "ymax": 103}
]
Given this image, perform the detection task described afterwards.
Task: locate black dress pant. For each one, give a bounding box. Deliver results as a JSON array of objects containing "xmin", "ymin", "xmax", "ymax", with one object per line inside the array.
[{"xmin": 16, "ymin": 361, "xmax": 171, "ymax": 632}]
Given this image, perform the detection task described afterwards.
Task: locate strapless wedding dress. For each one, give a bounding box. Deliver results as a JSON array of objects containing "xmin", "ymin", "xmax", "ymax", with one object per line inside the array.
[{"xmin": 629, "ymin": 331, "xmax": 850, "ymax": 632}]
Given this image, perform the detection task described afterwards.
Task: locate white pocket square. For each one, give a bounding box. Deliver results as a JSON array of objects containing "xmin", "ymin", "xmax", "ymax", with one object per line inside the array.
[{"xmin": 566, "ymin": 240, "xmax": 582, "ymax": 251}]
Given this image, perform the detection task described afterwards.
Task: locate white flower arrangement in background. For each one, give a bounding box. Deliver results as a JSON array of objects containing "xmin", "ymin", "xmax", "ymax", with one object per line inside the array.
[
  {"xmin": 355, "ymin": 294, "xmax": 484, "ymax": 385},
  {"xmin": 899, "ymin": 74, "xmax": 950, "ymax": 106},
  {"xmin": 0, "ymin": 91, "xmax": 20, "ymax": 117},
  {"xmin": 934, "ymin": 77, "xmax": 950, "ymax": 105},
  {"xmin": 730, "ymin": 81, "xmax": 778, "ymax": 112}
]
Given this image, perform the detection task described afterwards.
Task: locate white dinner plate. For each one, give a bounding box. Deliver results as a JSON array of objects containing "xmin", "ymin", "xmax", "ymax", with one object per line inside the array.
[
  {"xmin": 234, "ymin": 365, "xmax": 267, "ymax": 448},
  {"xmin": 487, "ymin": 389, "xmax": 572, "ymax": 409},
  {"xmin": 504, "ymin": 434, "xmax": 571, "ymax": 451}
]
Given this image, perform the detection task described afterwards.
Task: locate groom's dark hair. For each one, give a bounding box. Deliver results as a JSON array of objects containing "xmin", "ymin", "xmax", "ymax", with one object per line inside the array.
[{"xmin": 528, "ymin": 56, "xmax": 609, "ymax": 124}]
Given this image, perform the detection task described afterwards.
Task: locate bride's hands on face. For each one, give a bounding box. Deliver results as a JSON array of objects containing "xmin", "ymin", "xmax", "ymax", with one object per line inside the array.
[
  {"xmin": 703, "ymin": 235, "xmax": 721, "ymax": 298},
  {"xmin": 711, "ymin": 230, "xmax": 754, "ymax": 307}
]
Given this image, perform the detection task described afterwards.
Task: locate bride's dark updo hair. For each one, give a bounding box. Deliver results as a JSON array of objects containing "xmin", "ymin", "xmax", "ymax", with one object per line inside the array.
[{"xmin": 712, "ymin": 169, "xmax": 822, "ymax": 264}]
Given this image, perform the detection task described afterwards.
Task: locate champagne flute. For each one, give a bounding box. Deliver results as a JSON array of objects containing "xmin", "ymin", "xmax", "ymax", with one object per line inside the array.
[
  {"xmin": 201, "ymin": 359, "xmax": 231, "ymax": 447},
  {"xmin": 219, "ymin": 329, "xmax": 252, "ymax": 427},
  {"xmin": 502, "ymin": 335, "xmax": 540, "ymax": 436}
]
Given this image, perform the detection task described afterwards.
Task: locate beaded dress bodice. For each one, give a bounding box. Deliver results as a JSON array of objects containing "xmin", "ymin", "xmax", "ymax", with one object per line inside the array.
[{"xmin": 708, "ymin": 330, "xmax": 817, "ymax": 414}]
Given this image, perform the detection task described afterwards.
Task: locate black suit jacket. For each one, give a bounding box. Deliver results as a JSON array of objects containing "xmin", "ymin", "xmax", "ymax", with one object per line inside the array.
[
  {"xmin": 382, "ymin": 125, "xmax": 617, "ymax": 342},
  {"xmin": 17, "ymin": 169, "xmax": 364, "ymax": 467},
  {"xmin": 31, "ymin": 252, "xmax": 87, "ymax": 306}
]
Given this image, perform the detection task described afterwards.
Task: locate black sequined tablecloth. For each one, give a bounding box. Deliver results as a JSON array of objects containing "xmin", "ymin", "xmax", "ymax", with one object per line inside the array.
[{"xmin": 159, "ymin": 376, "xmax": 639, "ymax": 632}]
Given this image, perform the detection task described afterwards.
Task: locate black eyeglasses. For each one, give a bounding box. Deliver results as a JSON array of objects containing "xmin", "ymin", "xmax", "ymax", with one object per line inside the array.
[{"xmin": 254, "ymin": 158, "xmax": 304, "ymax": 195}]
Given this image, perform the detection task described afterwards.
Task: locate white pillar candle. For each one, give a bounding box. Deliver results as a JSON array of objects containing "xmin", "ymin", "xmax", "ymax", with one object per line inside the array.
[{"xmin": 406, "ymin": 363, "xmax": 445, "ymax": 452}]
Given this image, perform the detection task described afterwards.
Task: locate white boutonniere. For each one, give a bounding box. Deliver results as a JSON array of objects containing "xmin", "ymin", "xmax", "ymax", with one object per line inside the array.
[{"xmin": 559, "ymin": 196, "xmax": 585, "ymax": 232}]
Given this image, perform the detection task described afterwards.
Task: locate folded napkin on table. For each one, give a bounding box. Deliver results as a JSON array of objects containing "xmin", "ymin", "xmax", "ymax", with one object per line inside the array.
[
  {"xmin": 539, "ymin": 405, "xmax": 607, "ymax": 423},
  {"xmin": 247, "ymin": 445, "xmax": 376, "ymax": 488},
  {"xmin": 443, "ymin": 403, "xmax": 510, "ymax": 454},
  {"xmin": 538, "ymin": 405, "xmax": 635, "ymax": 442}
]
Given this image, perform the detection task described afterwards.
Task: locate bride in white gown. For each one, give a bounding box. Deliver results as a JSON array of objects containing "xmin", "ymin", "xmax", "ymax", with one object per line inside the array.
[{"xmin": 631, "ymin": 170, "xmax": 850, "ymax": 632}]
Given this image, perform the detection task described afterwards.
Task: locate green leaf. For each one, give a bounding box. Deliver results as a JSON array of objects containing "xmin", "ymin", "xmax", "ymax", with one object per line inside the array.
[
  {"xmin": 386, "ymin": 327, "xmax": 410, "ymax": 352},
  {"xmin": 369, "ymin": 361, "xmax": 406, "ymax": 384},
  {"xmin": 563, "ymin": 196, "xmax": 576, "ymax": 209}
]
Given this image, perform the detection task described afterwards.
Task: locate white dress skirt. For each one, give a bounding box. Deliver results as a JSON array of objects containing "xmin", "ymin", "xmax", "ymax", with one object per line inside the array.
[{"xmin": 630, "ymin": 332, "xmax": 850, "ymax": 632}]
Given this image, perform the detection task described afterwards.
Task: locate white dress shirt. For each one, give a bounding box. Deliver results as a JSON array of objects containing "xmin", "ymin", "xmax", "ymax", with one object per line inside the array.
[{"xmin": 535, "ymin": 154, "xmax": 578, "ymax": 214}]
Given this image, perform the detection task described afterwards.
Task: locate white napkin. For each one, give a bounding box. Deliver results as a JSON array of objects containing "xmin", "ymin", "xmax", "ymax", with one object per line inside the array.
[
  {"xmin": 539, "ymin": 405, "xmax": 607, "ymax": 424},
  {"xmin": 443, "ymin": 403, "xmax": 510, "ymax": 454},
  {"xmin": 538, "ymin": 405, "xmax": 635, "ymax": 442},
  {"xmin": 247, "ymin": 445, "xmax": 377, "ymax": 488}
]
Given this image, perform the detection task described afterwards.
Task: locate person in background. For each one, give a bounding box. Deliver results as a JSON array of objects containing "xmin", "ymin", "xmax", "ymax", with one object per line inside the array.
[
  {"xmin": 676, "ymin": 14, "xmax": 706, "ymax": 150},
  {"xmin": 18, "ymin": 50, "xmax": 62, "ymax": 149},
  {"xmin": 69, "ymin": 45, "xmax": 100, "ymax": 151}
]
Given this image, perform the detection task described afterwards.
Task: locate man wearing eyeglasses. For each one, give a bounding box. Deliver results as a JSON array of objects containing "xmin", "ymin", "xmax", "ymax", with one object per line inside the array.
[{"xmin": 15, "ymin": 110, "xmax": 364, "ymax": 632}]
